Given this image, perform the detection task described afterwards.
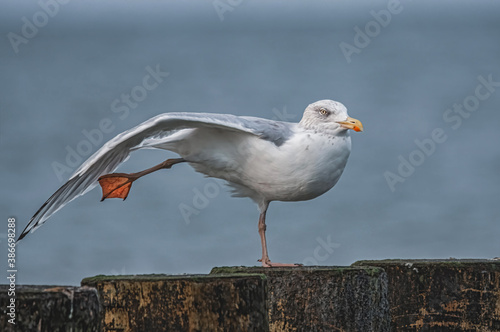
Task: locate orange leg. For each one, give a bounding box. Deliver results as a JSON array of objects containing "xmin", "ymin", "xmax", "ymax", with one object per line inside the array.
[
  {"xmin": 257, "ymin": 204, "xmax": 302, "ymax": 268},
  {"xmin": 98, "ymin": 158, "xmax": 185, "ymax": 201}
]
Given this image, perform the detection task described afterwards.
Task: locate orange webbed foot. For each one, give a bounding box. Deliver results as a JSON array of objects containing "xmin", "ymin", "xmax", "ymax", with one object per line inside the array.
[{"xmin": 98, "ymin": 173, "xmax": 136, "ymax": 201}]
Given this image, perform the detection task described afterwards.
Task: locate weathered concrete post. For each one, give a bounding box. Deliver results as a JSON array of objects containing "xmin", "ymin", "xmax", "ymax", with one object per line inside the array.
[
  {"xmin": 353, "ymin": 259, "xmax": 500, "ymax": 331},
  {"xmin": 211, "ymin": 266, "xmax": 391, "ymax": 332},
  {"xmin": 81, "ymin": 273, "xmax": 268, "ymax": 332},
  {"xmin": 3, "ymin": 260, "xmax": 499, "ymax": 331},
  {"xmin": 0, "ymin": 285, "xmax": 100, "ymax": 332}
]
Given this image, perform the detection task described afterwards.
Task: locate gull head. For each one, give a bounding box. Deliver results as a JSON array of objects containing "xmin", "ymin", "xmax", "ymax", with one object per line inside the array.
[{"xmin": 299, "ymin": 100, "xmax": 363, "ymax": 133}]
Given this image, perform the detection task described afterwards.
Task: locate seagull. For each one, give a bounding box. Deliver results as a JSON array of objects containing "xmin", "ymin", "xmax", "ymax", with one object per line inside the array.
[{"xmin": 18, "ymin": 99, "xmax": 363, "ymax": 267}]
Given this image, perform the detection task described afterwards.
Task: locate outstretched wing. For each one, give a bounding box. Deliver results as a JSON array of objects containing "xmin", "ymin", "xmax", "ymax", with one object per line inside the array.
[{"xmin": 18, "ymin": 112, "xmax": 293, "ymax": 241}]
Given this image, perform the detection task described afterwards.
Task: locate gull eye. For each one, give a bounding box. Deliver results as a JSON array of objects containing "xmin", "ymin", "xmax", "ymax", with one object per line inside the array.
[{"xmin": 319, "ymin": 108, "xmax": 328, "ymax": 116}]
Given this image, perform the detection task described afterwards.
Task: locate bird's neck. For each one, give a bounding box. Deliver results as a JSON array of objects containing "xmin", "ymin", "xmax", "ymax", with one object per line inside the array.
[{"xmin": 298, "ymin": 121, "xmax": 349, "ymax": 137}]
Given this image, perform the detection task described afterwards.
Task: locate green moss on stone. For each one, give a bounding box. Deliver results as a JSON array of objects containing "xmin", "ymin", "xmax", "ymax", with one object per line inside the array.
[
  {"xmin": 81, "ymin": 272, "xmax": 266, "ymax": 287},
  {"xmin": 353, "ymin": 259, "xmax": 500, "ymax": 268},
  {"xmin": 210, "ymin": 265, "xmax": 384, "ymax": 277}
]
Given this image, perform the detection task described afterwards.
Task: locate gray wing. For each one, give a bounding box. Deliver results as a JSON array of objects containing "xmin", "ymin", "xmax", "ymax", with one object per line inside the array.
[{"xmin": 18, "ymin": 112, "xmax": 293, "ymax": 241}]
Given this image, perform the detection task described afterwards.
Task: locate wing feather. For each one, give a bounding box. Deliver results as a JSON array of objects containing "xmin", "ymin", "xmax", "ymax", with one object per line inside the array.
[{"xmin": 18, "ymin": 112, "xmax": 292, "ymax": 241}]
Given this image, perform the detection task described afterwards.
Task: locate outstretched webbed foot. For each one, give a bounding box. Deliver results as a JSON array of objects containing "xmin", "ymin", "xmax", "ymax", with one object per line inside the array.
[
  {"xmin": 98, "ymin": 173, "xmax": 138, "ymax": 201},
  {"xmin": 97, "ymin": 158, "xmax": 186, "ymax": 202}
]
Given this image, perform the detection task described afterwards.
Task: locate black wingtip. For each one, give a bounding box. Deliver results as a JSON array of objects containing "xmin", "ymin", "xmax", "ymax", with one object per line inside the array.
[
  {"xmin": 17, "ymin": 219, "xmax": 34, "ymax": 242},
  {"xmin": 17, "ymin": 231, "xmax": 27, "ymax": 243}
]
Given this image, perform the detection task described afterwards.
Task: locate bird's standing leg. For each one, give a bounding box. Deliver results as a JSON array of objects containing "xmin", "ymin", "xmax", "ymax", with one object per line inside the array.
[
  {"xmin": 98, "ymin": 158, "xmax": 185, "ymax": 201},
  {"xmin": 258, "ymin": 203, "xmax": 301, "ymax": 268}
]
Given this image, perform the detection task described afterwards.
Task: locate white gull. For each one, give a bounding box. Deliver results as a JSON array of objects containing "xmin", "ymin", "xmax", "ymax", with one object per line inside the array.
[{"xmin": 19, "ymin": 99, "xmax": 363, "ymax": 267}]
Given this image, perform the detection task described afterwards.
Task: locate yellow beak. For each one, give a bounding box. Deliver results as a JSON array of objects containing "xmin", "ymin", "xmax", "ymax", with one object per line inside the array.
[{"xmin": 336, "ymin": 117, "xmax": 363, "ymax": 132}]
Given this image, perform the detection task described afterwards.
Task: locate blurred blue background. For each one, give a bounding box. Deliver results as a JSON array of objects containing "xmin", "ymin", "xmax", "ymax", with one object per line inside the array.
[{"xmin": 1, "ymin": 0, "xmax": 499, "ymax": 285}]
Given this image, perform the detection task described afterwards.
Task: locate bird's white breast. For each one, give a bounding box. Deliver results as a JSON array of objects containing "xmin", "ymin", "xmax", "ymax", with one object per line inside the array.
[
  {"xmin": 248, "ymin": 130, "xmax": 352, "ymax": 202},
  {"xmin": 168, "ymin": 127, "xmax": 352, "ymax": 203}
]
